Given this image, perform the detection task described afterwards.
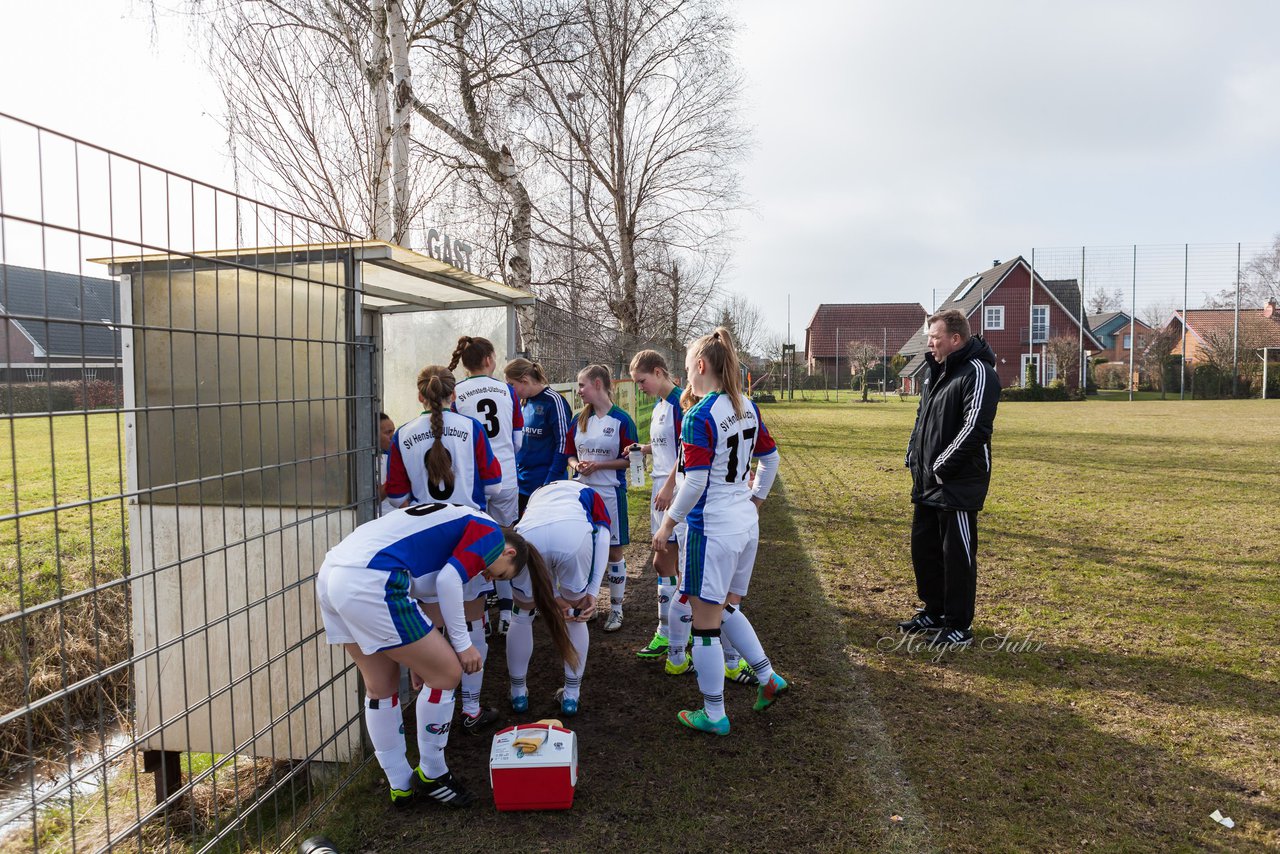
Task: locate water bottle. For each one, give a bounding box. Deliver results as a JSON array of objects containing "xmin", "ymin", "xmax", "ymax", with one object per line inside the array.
[
  {"xmin": 299, "ymin": 837, "xmax": 341, "ymax": 854},
  {"xmin": 629, "ymin": 445, "xmax": 645, "ymax": 487}
]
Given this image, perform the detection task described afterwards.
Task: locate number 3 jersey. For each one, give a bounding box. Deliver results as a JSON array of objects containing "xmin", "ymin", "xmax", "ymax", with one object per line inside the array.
[
  {"xmin": 681, "ymin": 391, "xmax": 778, "ymax": 534},
  {"xmin": 453, "ymin": 375, "xmax": 523, "ymax": 492},
  {"xmin": 384, "ymin": 410, "xmax": 502, "ymax": 510}
]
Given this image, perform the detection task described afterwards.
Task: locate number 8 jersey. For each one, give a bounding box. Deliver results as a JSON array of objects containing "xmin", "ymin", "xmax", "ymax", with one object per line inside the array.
[
  {"xmin": 384, "ymin": 410, "xmax": 502, "ymax": 510},
  {"xmin": 680, "ymin": 391, "xmax": 777, "ymax": 534}
]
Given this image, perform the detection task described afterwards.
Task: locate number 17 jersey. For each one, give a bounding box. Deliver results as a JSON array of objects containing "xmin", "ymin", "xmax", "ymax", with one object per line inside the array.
[{"xmin": 681, "ymin": 391, "xmax": 777, "ymax": 535}]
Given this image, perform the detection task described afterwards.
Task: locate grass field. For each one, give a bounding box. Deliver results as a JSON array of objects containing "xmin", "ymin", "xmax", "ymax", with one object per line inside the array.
[{"xmin": 304, "ymin": 397, "xmax": 1277, "ymax": 852}]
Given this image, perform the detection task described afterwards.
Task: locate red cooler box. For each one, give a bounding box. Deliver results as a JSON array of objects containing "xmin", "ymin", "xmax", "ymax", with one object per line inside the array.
[{"xmin": 489, "ymin": 723, "xmax": 578, "ymax": 811}]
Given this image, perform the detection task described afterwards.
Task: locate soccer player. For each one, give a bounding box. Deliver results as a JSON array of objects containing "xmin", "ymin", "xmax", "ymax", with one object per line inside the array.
[
  {"xmin": 449, "ymin": 336, "xmax": 524, "ymax": 634},
  {"xmin": 652, "ymin": 327, "xmax": 788, "ymax": 736},
  {"xmin": 384, "ymin": 365, "xmax": 504, "ymax": 734},
  {"xmin": 505, "ymin": 480, "xmax": 612, "ymax": 716},
  {"xmin": 565, "ymin": 364, "xmax": 638, "ymax": 632},
  {"xmin": 504, "ymin": 358, "xmax": 573, "ymax": 516},
  {"xmin": 378, "ymin": 412, "xmax": 397, "ymax": 516},
  {"xmin": 628, "ymin": 350, "xmax": 686, "ymax": 662},
  {"xmin": 314, "ymin": 501, "xmax": 575, "ymax": 808}
]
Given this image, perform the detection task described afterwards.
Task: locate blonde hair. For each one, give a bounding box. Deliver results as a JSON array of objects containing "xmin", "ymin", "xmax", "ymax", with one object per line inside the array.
[
  {"xmin": 504, "ymin": 357, "xmax": 547, "ymax": 385},
  {"xmin": 417, "ymin": 365, "xmax": 457, "ymax": 493},
  {"xmin": 629, "ymin": 349, "xmax": 669, "ymax": 377},
  {"xmin": 688, "ymin": 327, "xmax": 744, "ymax": 419},
  {"xmin": 576, "ymin": 364, "xmax": 613, "ymax": 431},
  {"xmin": 448, "ymin": 335, "xmax": 496, "ymax": 373}
]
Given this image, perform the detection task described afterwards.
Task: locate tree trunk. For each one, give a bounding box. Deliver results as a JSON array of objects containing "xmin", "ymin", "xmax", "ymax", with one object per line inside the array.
[
  {"xmin": 499, "ymin": 145, "xmax": 533, "ymax": 292},
  {"xmin": 369, "ymin": 0, "xmax": 393, "ymax": 241},
  {"xmin": 386, "ymin": 0, "xmax": 412, "ymax": 244}
]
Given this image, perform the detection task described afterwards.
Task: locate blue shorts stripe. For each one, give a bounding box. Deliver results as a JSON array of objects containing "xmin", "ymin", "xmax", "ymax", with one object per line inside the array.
[
  {"xmin": 383, "ymin": 570, "xmax": 429, "ymax": 648},
  {"xmin": 681, "ymin": 529, "xmax": 706, "ymax": 597},
  {"xmin": 615, "ymin": 484, "xmax": 630, "ymax": 546}
]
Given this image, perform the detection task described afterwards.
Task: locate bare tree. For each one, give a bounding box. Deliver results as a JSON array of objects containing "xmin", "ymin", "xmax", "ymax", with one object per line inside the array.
[
  {"xmin": 1086, "ymin": 287, "xmax": 1126, "ymax": 316},
  {"xmin": 1044, "ymin": 335, "xmax": 1081, "ymax": 386},
  {"xmin": 1140, "ymin": 323, "xmax": 1179, "ymax": 398},
  {"xmin": 520, "ymin": 0, "xmax": 746, "ymax": 336},
  {"xmin": 1205, "ymin": 233, "xmax": 1280, "ymax": 309},
  {"xmin": 846, "ymin": 339, "xmax": 880, "ymax": 402},
  {"xmin": 1139, "ymin": 298, "xmax": 1180, "ymax": 329},
  {"xmin": 714, "ymin": 293, "xmax": 773, "ymax": 359}
]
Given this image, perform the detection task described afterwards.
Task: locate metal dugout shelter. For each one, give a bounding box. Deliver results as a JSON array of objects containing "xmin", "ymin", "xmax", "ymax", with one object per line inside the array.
[{"xmin": 92, "ymin": 241, "xmax": 533, "ymax": 782}]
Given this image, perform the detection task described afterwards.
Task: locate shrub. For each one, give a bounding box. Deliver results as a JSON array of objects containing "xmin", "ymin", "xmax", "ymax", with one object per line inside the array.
[
  {"xmin": 1001, "ymin": 383, "xmax": 1084, "ymax": 402},
  {"xmin": 2, "ymin": 381, "xmax": 122, "ymax": 413}
]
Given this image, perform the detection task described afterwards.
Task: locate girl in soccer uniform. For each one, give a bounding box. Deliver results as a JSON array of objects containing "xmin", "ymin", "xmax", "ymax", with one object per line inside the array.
[
  {"xmin": 384, "ymin": 366, "xmax": 504, "ymax": 734},
  {"xmin": 378, "ymin": 412, "xmax": 397, "ymax": 515},
  {"xmin": 505, "ymin": 480, "xmax": 612, "ymax": 716},
  {"xmin": 564, "ymin": 364, "xmax": 638, "ymax": 632},
  {"xmin": 652, "ymin": 327, "xmax": 788, "ymax": 736},
  {"xmin": 504, "ymin": 358, "xmax": 573, "ymax": 516},
  {"xmin": 449, "ymin": 336, "xmax": 524, "ymax": 633},
  {"xmin": 315, "ymin": 501, "xmax": 576, "ymax": 807},
  {"xmin": 628, "ymin": 350, "xmax": 685, "ymax": 661}
]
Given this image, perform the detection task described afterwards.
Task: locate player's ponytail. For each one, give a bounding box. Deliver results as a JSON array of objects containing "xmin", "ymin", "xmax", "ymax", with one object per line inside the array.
[
  {"xmin": 449, "ymin": 335, "xmax": 496, "ymax": 374},
  {"xmin": 689, "ymin": 327, "xmax": 744, "ymax": 419},
  {"xmin": 504, "ymin": 357, "xmax": 547, "ymax": 387},
  {"xmin": 575, "ymin": 364, "xmax": 613, "ymax": 432},
  {"xmin": 417, "ymin": 365, "xmax": 457, "ymax": 493},
  {"xmin": 503, "ymin": 530, "xmax": 579, "ymax": 669}
]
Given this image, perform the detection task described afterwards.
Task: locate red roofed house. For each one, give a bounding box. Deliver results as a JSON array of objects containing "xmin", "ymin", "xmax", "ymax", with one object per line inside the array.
[
  {"xmin": 898, "ymin": 257, "xmax": 1104, "ymax": 393},
  {"xmin": 1165, "ymin": 299, "xmax": 1280, "ymax": 370},
  {"xmin": 804, "ymin": 303, "xmax": 928, "ymax": 387}
]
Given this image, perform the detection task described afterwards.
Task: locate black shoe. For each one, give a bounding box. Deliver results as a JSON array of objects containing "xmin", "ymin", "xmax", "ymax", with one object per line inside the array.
[
  {"xmin": 897, "ymin": 611, "xmax": 944, "ymax": 635},
  {"xmin": 413, "ymin": 768, "xmax": 476, "ymax": 808},
  {"xmin": 460, "ymin": 706, "xmax": 500, "ymax": 735},
  {"xmin": 929, "ymin": 626, "xmax": 974, "ymax": 648}
]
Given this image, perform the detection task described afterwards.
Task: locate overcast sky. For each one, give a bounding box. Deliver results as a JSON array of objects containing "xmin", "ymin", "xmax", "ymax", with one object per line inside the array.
[{"xmin": 2, "ymin": 1, "xmax": 1277, "ymax": 336}]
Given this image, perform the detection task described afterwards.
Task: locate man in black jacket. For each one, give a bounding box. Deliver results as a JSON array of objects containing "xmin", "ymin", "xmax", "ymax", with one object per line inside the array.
[{"xmin": 899, "ymin": 309, "xmax": 1000, "ymax": 647}]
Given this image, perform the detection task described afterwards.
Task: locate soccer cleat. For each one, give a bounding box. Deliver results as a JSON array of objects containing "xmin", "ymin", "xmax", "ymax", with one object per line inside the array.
[
  {"xmin": 753, "ymin": 673, "xmax": 789, "ymax": 711},
  {"xmin": 553, "ymin": 687, "xmax": 579, "ymax": 717},
  {"xmin": 510, "ymin": 693, "xmax": 529, "ymax": 714},
  {"xmin": 413, "ymin": 768, "xmax": 475, "ymax": 808},
  {"xmin": 389, "ymin": 786, "xmax": 417, "ymax": 809},
  {"xmin": 603, "ymin": 610, "xmax": 624, "ymax": 632},
  {"xmin": 664, "ymin": 656, "xmax": 694, "ymax": 676},
  {"xmin": 725, "ymin": 659, "xmax": 759, "ymax": 686},
  {"xmin": 677, "ymin": 708, "xmax": 730, "ymax": 736},
  {"xmin": 929, "ymin": 627, "xmax": 974, "ymax": 648},
  {"xmin": 897, "ymin": 611, "xmax": 944, "ymax": 635},
  {"xmin": 636, "ymin": 632, "xmax": 670, "ymax": 659},
  {"xmin": 460, "ymin": 706, "xmax": 500, "ymax": 735}
]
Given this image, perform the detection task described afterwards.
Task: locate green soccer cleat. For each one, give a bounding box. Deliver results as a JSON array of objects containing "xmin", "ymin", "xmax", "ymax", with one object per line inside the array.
[
  {"xmin": 389, "ymin": 786, "xmax": 417, "ymax": 809},
  {"xmin": 753, "ymin": 673, "xmax": 789, "ymax": 711},
  {"xmin": 636, "ymin": 632, "xmax": 670, "ymax": 660},
  {"xmin": 725, "ymin": 659, "xmax": 759, "ymax": 686},
  {"xmin": 664, "ymin": 656, "xmax": 693, "ymax": 676},
  {"xmin": 678, "ymin": 708, "xmax": 730, "ymax": 736}
]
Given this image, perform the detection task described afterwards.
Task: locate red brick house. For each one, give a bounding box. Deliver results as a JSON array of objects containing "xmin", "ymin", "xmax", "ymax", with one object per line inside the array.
[
  {"xmin": 804, "ymin": 303, "xmax": 928, "ymax": 387},
  {"xmin": 898, "ymin": 257, "xmax": 1103, "ymax": 392},
  {"xmin": 1, "ymin": 264, "xmax": 122, "ymax": 384},
  {"xmin": 1165, "ymin": 301, "xmax": 1280, "ymax": 365}
]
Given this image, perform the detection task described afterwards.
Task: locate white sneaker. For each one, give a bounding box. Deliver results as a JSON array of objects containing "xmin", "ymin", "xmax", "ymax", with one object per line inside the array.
[{"xmin": 603, "ymin": 610, "xmax": 624, "ymax": 632}]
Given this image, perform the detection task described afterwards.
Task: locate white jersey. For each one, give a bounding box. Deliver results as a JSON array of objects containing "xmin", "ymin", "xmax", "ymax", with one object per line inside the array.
[
  {"xmin": 565, "ymin": 405, "xmax": 638, "ymax": 488},
  {"xmin": 681, "ymin": 391, "xmax": 778, "ymax": 534},
  {"xmin": 323, "ymin": 502, "xmax": 506, "ymax": 582},
  {"xmin": 453, "ymin": 375, "xmax": 523, "ymax": 491},
  {"xmin": 649, "ymin": 386, "xmax": 684, "ymax": 479},
  {"xmin": 515, "ymin": 481, "xmax": 611, "ymax": 598},
  {"xmin": 384, "ymin": 410, "xmax": 502, "ymax": 510},
  {"xmin": 517, "ymin": 480, "xmax": 612, "ymax": 533}
]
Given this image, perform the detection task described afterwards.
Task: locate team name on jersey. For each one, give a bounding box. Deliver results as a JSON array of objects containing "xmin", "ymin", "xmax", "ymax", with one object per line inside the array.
[
  {"xmin": 455, "ymin": 385, "xmax": 492, "ymax": 404},
  {"xmin": 717, "ymin": 410, "xmax": 757, "ymax": 432},
  {"xmin": 403, "ymin": 423, "xmax": 471, "ymax": 449}
]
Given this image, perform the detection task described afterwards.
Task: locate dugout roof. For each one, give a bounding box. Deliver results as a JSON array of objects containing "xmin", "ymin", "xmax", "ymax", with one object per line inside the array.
[{"xmin": 90, "ymin": 240, "xmax": 535, "ymax": 312}]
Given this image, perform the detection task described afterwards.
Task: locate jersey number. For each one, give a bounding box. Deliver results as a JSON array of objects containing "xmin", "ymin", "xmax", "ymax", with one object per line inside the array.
[
  {"xmin": 476, "ymin": 398, "xmax": 500, "ymax": 438},
  {"xmin": 422, "ymin": 449, "xmax": 456, "ymax": 500},
  {"xmin": 724, "ymin": 428, "xmax": 757, "ymax": 483},
  {"xmin": 404, "ymin": 502, "xmax": 448, "ymax": 517}
]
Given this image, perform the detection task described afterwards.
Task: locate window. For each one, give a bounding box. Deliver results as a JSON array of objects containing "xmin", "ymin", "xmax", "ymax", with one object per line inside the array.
[
  {"xmin": 25, "ymin": 368, "xmax": 45, "ymax": 383},
  {"xmin": 1122, "ymin": 334, "xmax": 1132, "ymax": 349},
  {"xmin": 1031, "ymin": 306, "xmax": 1049, "ymax": 343},
  {"xmin": 1045, "ymin": 355, "xmax": 1058, "ymax": 382},
  {"xmin": 83, "ymin": 369, "xmax": 98, "ymax": 382},
  {"xmin": 984, "ymin": 306, "xmax": 1004, "ymax": 331}
]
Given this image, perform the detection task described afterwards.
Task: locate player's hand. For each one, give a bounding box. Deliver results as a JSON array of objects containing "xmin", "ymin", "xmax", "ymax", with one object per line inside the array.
[
  {"xmin": 652, "ymin": 522, "xmax": 674, "ymax": 553},
  {"xmin": 751, "ymin": 496, "xmax": 764, "ymax": 510},
  {"xmin": 457, "ymin": 646, "xmax": 483, "ymax": 674},
  {"xmin": 654, "ymin": 486, "xmax": 674, "ymax": 512},
  {"xmin": 577, "ymin": 460, "xmax": 596, "ymax": 475},
  {"xmin": 571, "ymin": 596, "xmax": 595, "ymax": 622}
]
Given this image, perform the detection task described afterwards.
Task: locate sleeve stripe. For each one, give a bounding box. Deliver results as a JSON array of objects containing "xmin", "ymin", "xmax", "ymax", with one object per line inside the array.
[{"xmin": 933, "ymin": 363, "xmax": 986, "ymax": 469}]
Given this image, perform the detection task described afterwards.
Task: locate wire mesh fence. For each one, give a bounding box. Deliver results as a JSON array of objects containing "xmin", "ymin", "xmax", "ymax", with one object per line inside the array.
[
  {"xmin": 0, "ymin": 112, "xmax": 380, "ymax": 851},
  {"xmin": 1028, "ymin": 243, "xmax": 1280, "ymax": 399}
]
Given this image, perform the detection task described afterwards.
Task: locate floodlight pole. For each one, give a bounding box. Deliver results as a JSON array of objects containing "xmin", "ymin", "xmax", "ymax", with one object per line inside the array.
[
  {"xmin": 1181, "ymin": 244, "xmax": 1188, "ymax": 400},
  {"xmin": 1128, "ymin": 245, "xmax": 1136, "ymax": 402}
]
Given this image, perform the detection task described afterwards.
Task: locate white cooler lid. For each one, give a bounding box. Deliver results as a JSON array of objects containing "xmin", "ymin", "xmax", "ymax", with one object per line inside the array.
[{"xmin": 490, "ymin": 725, "xmax": 578, "ymax": 772}]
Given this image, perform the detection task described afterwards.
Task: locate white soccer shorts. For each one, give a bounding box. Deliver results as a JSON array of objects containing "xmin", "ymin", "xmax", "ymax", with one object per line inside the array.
[
  {"xmin": 316, "ymin": 559, "xmax": 433, "ymax": 655},
  {"xmin": 511, "ymin": 521, "xmax": 609, "ymax": 602},
  {"xmin": 678, "ymin": 521, "xmax": 759, "ymax": 605},
  {"xmin": 486, "ymin": 485, "xmax": 519, "ymax": 527}
]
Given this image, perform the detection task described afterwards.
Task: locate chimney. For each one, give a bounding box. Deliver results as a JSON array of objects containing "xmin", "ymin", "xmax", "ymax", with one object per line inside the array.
[
  {"xmin": 1265, "ymin": 298, "xmax": 1278, "ymax": 319},
  {"xmin": 992, "ymin": 259, "xmax": 1001, "ymax": 268}
]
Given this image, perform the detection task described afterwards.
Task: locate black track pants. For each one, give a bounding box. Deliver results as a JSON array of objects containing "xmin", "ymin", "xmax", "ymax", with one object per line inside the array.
[{"xmin": 910, "ymin": 503, "xmax": 978, "ymax": 629}]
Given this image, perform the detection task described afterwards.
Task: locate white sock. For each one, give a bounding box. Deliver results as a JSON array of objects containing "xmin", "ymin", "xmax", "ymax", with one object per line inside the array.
[
  {"xmin": 656, "ymin": 575, "xmax": 677, "ymax": 638},
  {"xmin": 506, "ymin": 606, "xmax": 535, "ymax": 699},
  {"xmin": 495, "ymin": 580, "xmax": 513, "ymax": 622},
  {"xmin": 365, "ymin": 694, "xmax": 413, "ymax": 791},
  {"xmin": 562, "ymin": 621, "xmax": 590, "ymax": 700},
  {"xmin": 666, "ymin": 594, "xmax": 692, "ymax": 664},
  {"xmin": 414, "ymin": 686, "xmax": 454, "ymax": 780},
  {"xmin": 607, "ymin": 560, "xmax": 627, "ymax": 614},
  {"xmin": 460, "ymin": 620, "xmax": 488, "ymax": 718},
  {"xmin": 722, "ymin": 634, "xmax": 741, "ymax": 669},
  {"xmin": 691, "ymin": 631, "xmax": 726, "ymax": 721},
  {"xmin": 721, "ymin": 604, "xmax": 774, "ymax": 683}
]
